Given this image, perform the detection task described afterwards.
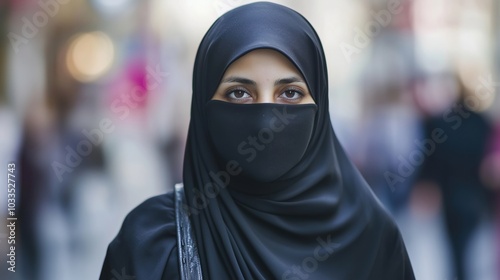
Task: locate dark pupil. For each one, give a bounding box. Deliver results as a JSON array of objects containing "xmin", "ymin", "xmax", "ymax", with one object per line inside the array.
[
  {"xmin": 285, "ymin": 90, "xmax": 295, "ymax": 98},
  {"xmin": 234, "ymin": 90, "xmax": 245, "ymax": 98}
]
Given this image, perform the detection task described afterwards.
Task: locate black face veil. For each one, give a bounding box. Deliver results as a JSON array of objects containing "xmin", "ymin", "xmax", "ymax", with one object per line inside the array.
[{"xmin": 183, "ymin": 2, "xmax": 414, "ymax": 279}]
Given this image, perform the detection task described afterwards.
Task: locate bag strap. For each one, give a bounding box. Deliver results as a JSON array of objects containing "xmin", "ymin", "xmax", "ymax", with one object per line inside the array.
[{"xmin": 175, "ymin": 183, "xmax": 204, "ymax": 280}]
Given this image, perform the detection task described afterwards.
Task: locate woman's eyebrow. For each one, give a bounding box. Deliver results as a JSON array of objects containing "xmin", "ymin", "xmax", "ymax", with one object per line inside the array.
[
  {"xmin": 274, "ymin": 77, "xmax": 303, "ymax": 86},
  {"xmin": 222, "ymin": 76, "xmax": 257, "ymax": 85}
]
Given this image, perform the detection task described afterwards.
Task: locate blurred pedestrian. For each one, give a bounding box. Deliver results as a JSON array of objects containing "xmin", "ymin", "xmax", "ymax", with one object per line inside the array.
[{"xmin": 416, "ymin": 80, "xmax": 493, "ymax": 280}]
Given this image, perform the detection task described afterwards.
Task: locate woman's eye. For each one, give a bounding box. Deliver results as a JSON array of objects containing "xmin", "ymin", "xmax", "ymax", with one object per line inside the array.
[
  {"xmin": 281, "ymin": 90, "xmax": 303, "ymax": 100},
  {"xmin": 227, "ymin": 89, "xmax": 251, "ymax": 99}
]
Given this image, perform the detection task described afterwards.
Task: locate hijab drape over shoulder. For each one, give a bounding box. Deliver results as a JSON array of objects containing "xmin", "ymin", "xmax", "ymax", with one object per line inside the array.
[{"xmin": 183, "ymin": 2, "xmax": 415, "ymax": 279}]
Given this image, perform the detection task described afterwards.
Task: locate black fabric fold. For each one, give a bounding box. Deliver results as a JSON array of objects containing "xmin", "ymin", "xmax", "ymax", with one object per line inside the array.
[{"xmin": 99, "ymin": 193, "xmax": 180, "ymax": 280}]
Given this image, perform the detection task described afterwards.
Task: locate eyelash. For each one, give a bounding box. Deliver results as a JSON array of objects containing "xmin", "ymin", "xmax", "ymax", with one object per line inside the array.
[
  {"xmin": 224, "ymin": 86, "xmax": 305, "ymax": 101},
  {"xmin": 225, "ymin": 87, "xmax": 251, "ymax": 99},
  {"xmin": 281, "ymin": 88, "xmax": 304, "ymax": 99}
]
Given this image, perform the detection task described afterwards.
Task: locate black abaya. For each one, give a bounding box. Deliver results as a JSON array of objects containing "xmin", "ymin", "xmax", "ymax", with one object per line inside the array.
[{"xmin": 100, "ymin": 2, "xmax": 415, "ymax": 279}]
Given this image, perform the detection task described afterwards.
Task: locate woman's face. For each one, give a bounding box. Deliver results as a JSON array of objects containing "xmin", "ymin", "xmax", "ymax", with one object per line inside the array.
[{"xmin": 212, "ymin": 49, "xmax": 315, "ymax": 104}]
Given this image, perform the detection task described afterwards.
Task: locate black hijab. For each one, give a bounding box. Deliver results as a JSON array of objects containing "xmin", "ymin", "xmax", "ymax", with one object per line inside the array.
[{"xmin": 183, "ymin": 2, "xmax": 414, "ymax": 279}]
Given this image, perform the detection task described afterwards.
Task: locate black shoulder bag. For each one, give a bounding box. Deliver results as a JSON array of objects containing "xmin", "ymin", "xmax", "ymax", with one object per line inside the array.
[{"xmin": 175, "ymin": 183, "xmax": 203, "ymax": 280}]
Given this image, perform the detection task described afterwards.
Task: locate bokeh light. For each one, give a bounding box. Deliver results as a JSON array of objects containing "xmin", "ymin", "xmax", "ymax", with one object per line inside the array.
[{"xmin": 65, "ymin": 31, "xmax": 114, "ymax": 83}]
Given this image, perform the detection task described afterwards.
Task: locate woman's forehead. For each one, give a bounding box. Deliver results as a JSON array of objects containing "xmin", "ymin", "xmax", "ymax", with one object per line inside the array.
[{"xmin": 222, "ymin": 49, "xmax": 304, "ymax": 78}]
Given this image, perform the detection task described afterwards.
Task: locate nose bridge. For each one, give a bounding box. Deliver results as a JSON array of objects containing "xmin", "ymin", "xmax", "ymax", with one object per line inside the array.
[{"xmin": 256, "ymin": 80, "xmax": 275, "ymax": 103}]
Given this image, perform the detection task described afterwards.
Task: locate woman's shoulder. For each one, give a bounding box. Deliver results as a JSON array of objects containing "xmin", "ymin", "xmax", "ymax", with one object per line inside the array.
[
  {"xmin": 116, "ymin": 191, "xmax": 177, "ymax": 247},
  {"xmin": 125, "ymin": 191, "xmax": 176, "ymax": 228},
  {"xmin": 100, "ymin": 191, "xmax": 180, "ymax": 279}
]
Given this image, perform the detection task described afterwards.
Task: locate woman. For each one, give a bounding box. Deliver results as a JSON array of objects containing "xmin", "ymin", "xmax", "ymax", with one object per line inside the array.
[{"xmin": 100, "ymin": 2, "xmax": 415, "ymax": 279}]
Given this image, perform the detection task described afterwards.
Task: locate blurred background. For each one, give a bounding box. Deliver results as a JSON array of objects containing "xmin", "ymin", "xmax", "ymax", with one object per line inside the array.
[{"xmin": 0, "ymin": 0, "xmax": 499, "ymax": 279}]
